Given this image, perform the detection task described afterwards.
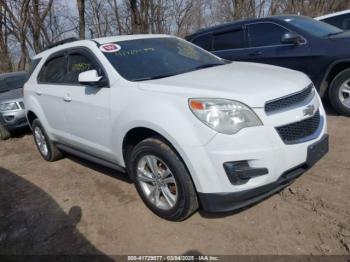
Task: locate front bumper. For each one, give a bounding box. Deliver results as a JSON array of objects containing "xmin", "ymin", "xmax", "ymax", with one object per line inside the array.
[
  {"xmin": 179, "ymin": 94, "xmax": 328, "ymax": 212},
  {"xmin": 0, "ymin": 109, "xmax": 28, "ymax": 131},
  {"xmin": 198, "ymin": 135, "xmax": 328, "ymax": 213}
]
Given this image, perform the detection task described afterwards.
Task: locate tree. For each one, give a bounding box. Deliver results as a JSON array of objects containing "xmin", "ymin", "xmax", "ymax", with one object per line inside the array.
[
  {"xmin": 30, "ymin": 0, "xmax": 54, "ymax": 53},
  {"xmin": 77, "ymin": 0, "xmax": 85, "ymax": 39},
  {"xmin": 0, "ymin": 1, "xmax": 12, "ymax": 72},
  {"xmin": 107, "ymin": 0, "xmax": 124, "ymax": 34},
  {"xmin": 0, "ymin": 0, "xmax": 31, "ymax": 70}
]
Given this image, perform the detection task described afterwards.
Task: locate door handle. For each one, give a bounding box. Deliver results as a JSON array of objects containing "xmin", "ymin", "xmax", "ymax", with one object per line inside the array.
[
  {"xmin": 35, "ymin": 90, "xmax": 42, "ymax": 96},
  {"xmin": 63, "ymin": 95, "xmax": 72, "ymax": 102},
  {"xmin": 249, "ymin": 51, "xmax": 263, "ymax": 57}
]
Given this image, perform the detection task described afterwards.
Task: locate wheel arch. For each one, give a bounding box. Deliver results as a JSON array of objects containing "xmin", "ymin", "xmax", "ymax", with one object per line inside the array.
[
  {"xmin": 122, "ymin": 126, "xmax": 185, "ymax": 169},
  {"xmin": 121, "ymin": 125, "xmax": 201, "ymax": 192},
  {"xmin": 26, "ymin": 110, "xmax": 38, "ymax": 129},
  {"xmin": 321, "ymin": 59, "xmax": 350, "ymax": 97}
]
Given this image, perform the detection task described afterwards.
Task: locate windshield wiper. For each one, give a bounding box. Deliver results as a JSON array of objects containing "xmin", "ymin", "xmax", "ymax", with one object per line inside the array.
[
  {"xmin": 327, "ymin": 31, "xmax": 343, "ymax": 37},
  {"xmin": 132, "ymin": 63, "xmax": 226, "ymax": 81},
  {"xmin": 132, "ymin": 74, "xmax": 176, "ymax": 82},
  {"xmin": 194, "ymin": 63, "xmax": 225, "ymax": 70}
]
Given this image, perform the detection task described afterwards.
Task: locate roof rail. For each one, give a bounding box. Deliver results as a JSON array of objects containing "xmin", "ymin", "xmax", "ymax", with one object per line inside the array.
[{"xmin": 44, "ymin": 37, "xmax": 79, "ymax": 51}]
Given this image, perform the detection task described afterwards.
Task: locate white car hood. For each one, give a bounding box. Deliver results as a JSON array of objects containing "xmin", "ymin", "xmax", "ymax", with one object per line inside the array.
[{"xmin": 138, "ymin": 62, "xmax": 312, "ymax": 108}]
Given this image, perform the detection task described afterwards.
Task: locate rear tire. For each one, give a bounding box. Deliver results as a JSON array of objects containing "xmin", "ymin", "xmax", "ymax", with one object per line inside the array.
[
  {"xmin": 329, "ymin": 69, "xmax": 350, "ymax": 116},
  {"xmin": 32, "ymin": 119, "xmax": 63, "ymax": 161},
  {"xmin": 0, "ymin": 123, "xmax": 11, "ymax": 140},
  {"xmin": 129, "ymin": 137, "xmax": 198, "ymax": 221}
]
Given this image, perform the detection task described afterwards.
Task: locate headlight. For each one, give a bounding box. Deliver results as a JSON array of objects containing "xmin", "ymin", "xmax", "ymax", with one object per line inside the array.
[
  {"xmin": 0, "ymin": 102, "xmax": 19, "ymax": 112},
  {"xmin": 189, "ymin": 98, "xmax": 262, "ymax": 135}
]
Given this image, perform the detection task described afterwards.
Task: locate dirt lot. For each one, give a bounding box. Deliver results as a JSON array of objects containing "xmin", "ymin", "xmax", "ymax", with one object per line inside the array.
[{"xmin": 0, "ymin": 110, "xmax": 349, "ymax": 256}]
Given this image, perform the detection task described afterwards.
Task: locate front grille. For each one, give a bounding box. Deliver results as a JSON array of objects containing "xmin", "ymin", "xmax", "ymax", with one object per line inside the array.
[
  {"xmin": 265, "ymin": 85, "xmax": 313, "ymax": 114},
  {"xmin": 276, "ymin": 110, "xmax": 321, "ymax": 144},
  {"xmin": 19, "ymin": 101, "xmax": 25, "ymax": 109}
]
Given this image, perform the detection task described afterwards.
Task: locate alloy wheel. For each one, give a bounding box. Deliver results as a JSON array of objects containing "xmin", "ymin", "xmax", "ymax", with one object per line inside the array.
[
  {"xmin": 339, "ymin": 79, "xmax": 350, "ymax": 109},
  {"xmin": 136, "ymin": 155, "xmax": 178, "ymax": 210},
  {"xmin": 34, "ymin": 126, "xmax": 48, "ymax": 156}
]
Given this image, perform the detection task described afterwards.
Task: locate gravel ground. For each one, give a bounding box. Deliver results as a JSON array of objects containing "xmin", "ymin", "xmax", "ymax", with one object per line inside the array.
[{"xmin": 0, "ymin": 112, "xmax": 349, "ymax": 256}]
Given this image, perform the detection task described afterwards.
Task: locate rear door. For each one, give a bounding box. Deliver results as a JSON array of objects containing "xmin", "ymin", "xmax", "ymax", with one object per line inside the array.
[
  {"xmin": 36, "ymin": 52, "xmax": 70, "ymax": 142},
  {"xmin": 63, "ymin": 49, "xmax": 113, "ymax": 160},
  {"xmin": 211, "ymin": 26, "xmax": 252, "ymax": 61},
  {"xmin": 245, "ymin": 22, "xmax": 312, "ymax": 72}
]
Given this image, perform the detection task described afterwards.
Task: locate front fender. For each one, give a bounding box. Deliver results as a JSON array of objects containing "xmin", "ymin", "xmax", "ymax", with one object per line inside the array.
[{"xmin": 110, "ymin": 92, "xmax": 217, "ymax": 166}]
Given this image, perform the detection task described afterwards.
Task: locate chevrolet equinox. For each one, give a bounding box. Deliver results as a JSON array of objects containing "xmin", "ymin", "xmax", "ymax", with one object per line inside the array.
[{"xmin": 24, "ymin": 35, "xmax": 329, "ymax": 221}]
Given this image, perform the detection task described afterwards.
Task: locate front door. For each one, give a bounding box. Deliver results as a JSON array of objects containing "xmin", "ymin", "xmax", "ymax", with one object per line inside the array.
[
  {"xmin": 63, "ymin": 49, "xmax": 113, "ymax": 161},
  {"xmin": 245, "ymin": 22, "xmax": 313, "ymax": 73}
]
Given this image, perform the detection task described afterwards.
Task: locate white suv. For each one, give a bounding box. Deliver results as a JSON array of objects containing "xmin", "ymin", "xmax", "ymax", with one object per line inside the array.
[{"xmin": 24, "ymin": 35, "xmax": 329, "ymax": 221}]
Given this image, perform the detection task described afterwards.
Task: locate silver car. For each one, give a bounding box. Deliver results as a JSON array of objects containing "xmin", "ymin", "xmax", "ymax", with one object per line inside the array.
[{"xmin": 0, "ymin": 71, "xmax": 28, "ymax": 140}]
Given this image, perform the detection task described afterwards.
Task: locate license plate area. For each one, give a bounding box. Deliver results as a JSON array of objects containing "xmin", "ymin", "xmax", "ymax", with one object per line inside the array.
[{"xmin": 306, "ymin": 135, "xmax": 329, "ymax": 167}]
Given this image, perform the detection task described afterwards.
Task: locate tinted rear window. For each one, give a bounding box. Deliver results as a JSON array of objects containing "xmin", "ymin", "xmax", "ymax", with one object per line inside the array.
[
  {"xmin": 213, "ymin": 30, "xmax": 245, "ymax": 51},
  {"xmin": 38, "ymin": 55, "xmax": 67, "ymax": 83}
]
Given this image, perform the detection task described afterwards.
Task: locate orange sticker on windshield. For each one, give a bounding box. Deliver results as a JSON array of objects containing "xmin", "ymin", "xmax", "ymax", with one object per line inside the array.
[{"xmin": 100, "ymin": 43, "xmax": 121, "ymax": 53}]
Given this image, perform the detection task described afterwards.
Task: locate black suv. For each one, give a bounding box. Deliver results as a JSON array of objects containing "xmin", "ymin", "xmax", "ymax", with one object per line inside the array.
[{"xmin": 186, "ymin": 15, "xmax": 350, "ymax": 116}]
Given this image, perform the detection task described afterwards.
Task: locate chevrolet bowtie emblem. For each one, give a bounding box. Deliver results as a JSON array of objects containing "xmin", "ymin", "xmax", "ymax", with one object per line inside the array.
[{"xmin": 303, "ymin": 104, "xmax": 316, "ymax": 117}]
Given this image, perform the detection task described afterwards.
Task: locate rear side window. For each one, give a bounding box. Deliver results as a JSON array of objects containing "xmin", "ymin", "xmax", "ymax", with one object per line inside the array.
[
  {"xmin": 248, "ymin": 23, "xmax": 289, "ymax": 47},
  {"xmin": 213, "ymin": 29, "xmax": 245, "ymax": 51},
  {"xmin": 66, "ymin": 53, "xmax": 103, "ymax": 84},
  {"xmin": 322, "ymin": 13, "xmax": 350, "ymax": 30},
  {"xmin": 38, "ymin": 55, "xmax": 67, "ymax": 84},
  {"xmin": 192, "ymin": 35, "xmax": 212, "ymax": 50}
]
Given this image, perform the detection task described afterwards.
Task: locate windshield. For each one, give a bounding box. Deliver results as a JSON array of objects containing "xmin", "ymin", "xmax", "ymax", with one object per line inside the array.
[
  {"xmin": 0, "ymin": 73, "xmax": 28, "ymax": 93},
  {"xmin": 101, "ymin": 37, "xmax": 225, "ymax": 81},
  {"xmin": 283, "ymin": 16, "xmax": 343, "ymax": 37}
]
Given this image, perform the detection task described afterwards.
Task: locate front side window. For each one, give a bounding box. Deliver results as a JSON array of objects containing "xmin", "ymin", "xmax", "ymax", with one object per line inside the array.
[
  {"xmin": 248, "ymin": 23, "xmax": 289, "ymax": 47},
  {"xmin": 101, "ymin": 37, "xmax": 225, "ymax": 81},
  {"xmin": 67, "ymin": 53, "xmax": 103, "ymax": 84},
  {"xmin": 213, "ymin": 29, "xmax": 245, "ymax": 51},
  {"xmin": 38, "ymin": 55, "xmax": 66, "ymax": 84}
]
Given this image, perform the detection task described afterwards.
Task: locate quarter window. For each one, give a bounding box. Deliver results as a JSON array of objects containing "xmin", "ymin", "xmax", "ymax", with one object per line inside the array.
[
  {"xmin": 213, "ymin": 29, "xmax": 245, "ymax": 51},
  {"xmin": 248, "ymin": 23, "xmax": 289, "ymax": 47},
  {"xmin": 38, "ymin": 55, "xmax": 66, "ymax": 84}
]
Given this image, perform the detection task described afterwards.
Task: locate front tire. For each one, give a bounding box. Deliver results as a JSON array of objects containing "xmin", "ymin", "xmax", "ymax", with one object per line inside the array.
[
  {"xmin": 0, "ymin": 123, "xmax": 11, "ymax": 140},
  {"xmin": 32, "ymin": 119, "xmax": 63, "ymax": 161},
  {"xmin": 129, "ymin": 137, "xmax": 198, "ymax": 221},
  {"xmin": 329, "ymin": 69, "xmax": 350, "ymax": 116}
]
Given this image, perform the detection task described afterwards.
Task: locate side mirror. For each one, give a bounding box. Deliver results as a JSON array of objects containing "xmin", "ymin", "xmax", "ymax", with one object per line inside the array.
[
  {"xmin": 281, "ymin": 32, "xmax": 303, "ymax": 45},
  {"xmin": 78, "ymin": 70, "xmax": 106, "ymax": 87}
]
